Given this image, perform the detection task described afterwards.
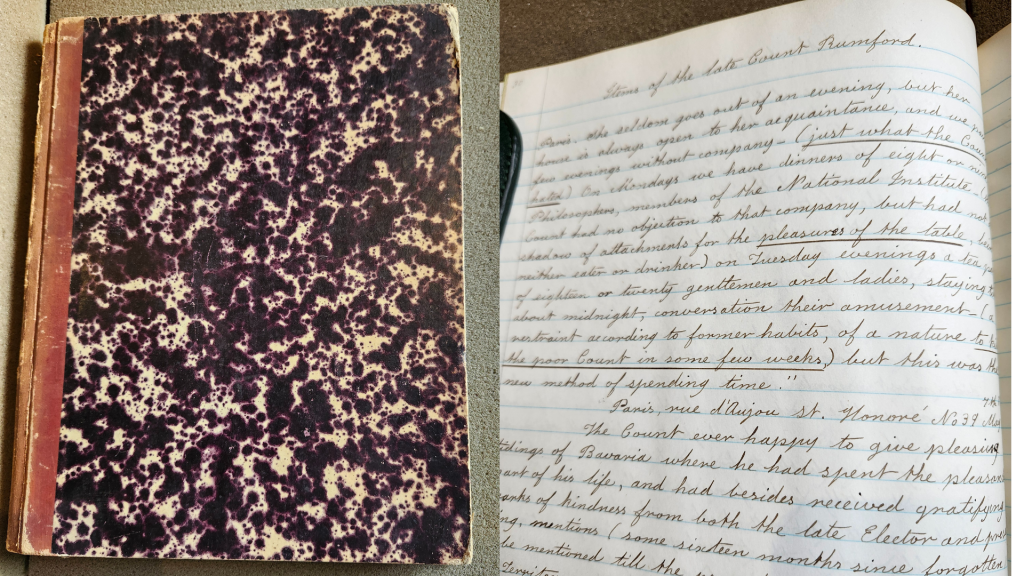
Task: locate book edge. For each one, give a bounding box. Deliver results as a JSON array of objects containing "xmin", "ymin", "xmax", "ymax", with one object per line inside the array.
[
  {"xmin": 446, "ymin": 3, "xmax": 470, "ymax": 564},
  {"xmin": 10, "ymin": 16, "xmax": 84, "ymax": 556},
  {"xmin": 432, "ymin": 5, "xmax": 470, "ymax": 564},
  {"xmin": 7, "ymin": 22, "xmax": 58, "ymax": 556}
]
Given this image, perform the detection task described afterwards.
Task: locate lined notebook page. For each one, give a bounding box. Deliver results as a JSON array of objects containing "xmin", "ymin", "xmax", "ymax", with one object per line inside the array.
[
  {"xmin": 499, "ymin": 1, "xmax": 1007, "ymax": 574},
  {"xmin": 978, "ymin": 23, "xmax": 1011, "ymax": 571}
]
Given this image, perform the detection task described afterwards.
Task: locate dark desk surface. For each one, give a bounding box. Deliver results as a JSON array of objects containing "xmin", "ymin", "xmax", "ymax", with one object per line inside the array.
[{"xmin": 500, "ymin": 0, "xmax": 1009, "ymax": 78}]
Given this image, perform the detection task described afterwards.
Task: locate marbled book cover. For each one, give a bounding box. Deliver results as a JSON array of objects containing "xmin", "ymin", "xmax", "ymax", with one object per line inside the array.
[{"xmin": 9, "ymin": 5, "xmax": 468, "ymax": 563}]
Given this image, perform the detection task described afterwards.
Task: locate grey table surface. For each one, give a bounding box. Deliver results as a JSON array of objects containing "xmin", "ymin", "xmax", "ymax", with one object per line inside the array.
[{"xmin": 0, "ymin": 0, "xmax": 498, "ymax": 575}]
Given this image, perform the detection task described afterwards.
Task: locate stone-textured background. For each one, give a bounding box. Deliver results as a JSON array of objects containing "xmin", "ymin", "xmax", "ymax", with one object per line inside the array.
[
  {"xmin": 0, "ymin": 0, "xmax": 498, "ymax": 575},
  {"xmin": 500, "ymin": 0, "xmax": 1009, "ymax": 77}
]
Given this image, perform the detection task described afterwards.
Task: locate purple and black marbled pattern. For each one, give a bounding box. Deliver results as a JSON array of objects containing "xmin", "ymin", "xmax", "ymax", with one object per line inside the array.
[{"xmin": 52, "ymin": 6, "xmax": 467, "ymax": 562}]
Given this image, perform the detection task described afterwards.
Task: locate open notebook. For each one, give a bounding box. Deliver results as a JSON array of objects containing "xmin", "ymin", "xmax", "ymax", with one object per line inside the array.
[{"xmin": 500, "ymin": 1, "xmax": 1009, "ymax": 574}]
